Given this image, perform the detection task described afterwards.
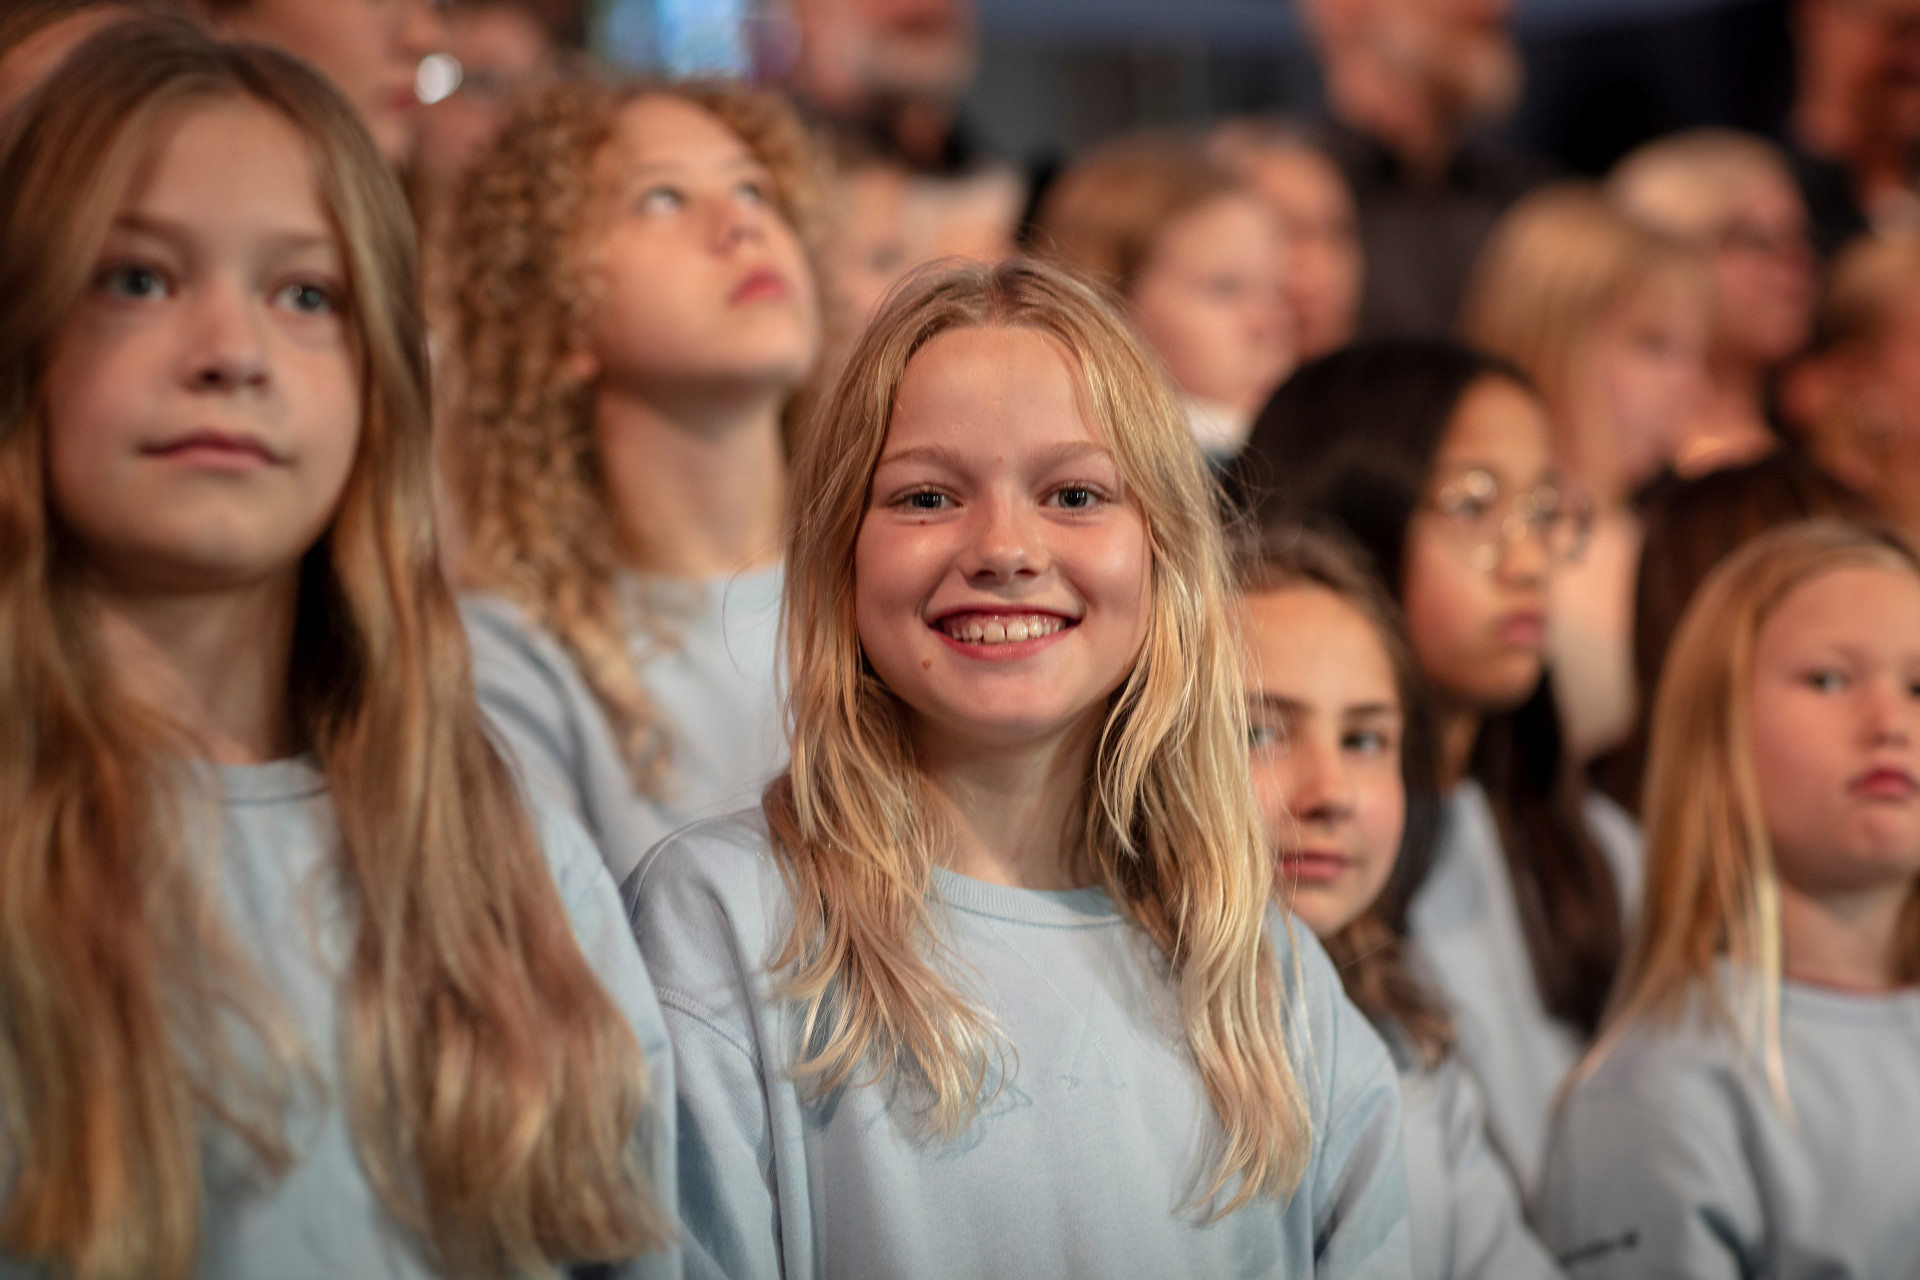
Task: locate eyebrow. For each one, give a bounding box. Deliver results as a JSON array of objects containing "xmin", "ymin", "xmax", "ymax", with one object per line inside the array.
[
  {"xmin": 109, "ymin": 211, "xmax": 339, "ymax": 258},
  {"xmin": 623, "ymin": 155, "xmax": 767, "ymax": 180},
  {"xmin": 1248, "ymin": 692, "xmax": 1398, "ymax": 718},
  {"xmin": 874, "ymin": 440, "xmax": 1116, "ymax": 471}
]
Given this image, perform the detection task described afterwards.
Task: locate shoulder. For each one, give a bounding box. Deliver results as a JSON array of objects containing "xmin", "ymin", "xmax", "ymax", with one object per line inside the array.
[
  {"xmin": 1268, "ymin": 910, "xmax": 1400, "ymax": 1120},
  {"xmin": 460, "ymin": 591, "xmax": 573, "ymax": 675},
  {"xmin": 623, "ymin": 810, "xmax": 786, "ymax": 971},
  {"xmin": 1557, "ymin": 995, "xmax": 1751, "ymax": 1156}
]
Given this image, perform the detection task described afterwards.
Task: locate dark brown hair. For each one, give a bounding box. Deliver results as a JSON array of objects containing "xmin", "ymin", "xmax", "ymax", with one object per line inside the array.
[{"xmin": 1235, "ymin": 526, "xmax": 1453, "ymax": 1067}]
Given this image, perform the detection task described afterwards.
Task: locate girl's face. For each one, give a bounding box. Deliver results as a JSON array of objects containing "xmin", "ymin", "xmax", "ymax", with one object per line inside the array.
[
  {"xmin": 1129, "ymin": 193, "xmax": 1293, "ymax": 416},
  {"xmin": 1707, "ymin": 173, "xmax": 1815, "ymax": 368},
  {"xmin": 1401, "ymin": 375, "xmax": 1558, "ymax": 712},
  {"xmin": 581, "ymin": 95, "xmax": 821, "ymax": 406},
  {"xmin": 213, "ymin": 0, "xmax": 445, "ymax": 165},
  {"xmin": 1750, "ymin": 564, "xmax": 1920, "ymax": 900},
  {"xmin": 1239, "ymin": 146, "xmax": 1361, "ymax": 361},
  {"xmin": 1241, "ymin": 585, "xmax": 1406, "ymax": 936},
  {"xmin": 43, "ymin": 100, "xmax": 360, "ymax": 597},
  {"xmin": 854, "ymin": 325, "xmax": 1152, "ymax": 755},
  {"xmin": 1578, "ymin": 275, "xmax": 1708, "ymax": 488}
]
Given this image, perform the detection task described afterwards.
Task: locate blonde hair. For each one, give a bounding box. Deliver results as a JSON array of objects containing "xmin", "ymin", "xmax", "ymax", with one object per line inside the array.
[
  {"xmin": 1460, "ymin": 182, "xmax": 1703, "ymax": 484},
  {"xmin": 1032, "ymin": 133, "xmax": 1246, "ymax": 298},
  {"xmin": 0, "ymin": 22, "xmax": 663, "ymax": 1279},
  {"xmin": 1609, "ymin": 127, "xmax": 1794, "ymax": 241},
  {"xmin": 764, "ymin": 257, "xmax": 1312, "ymax": 1214},
  {"xmin": 446, "ymin": 76, "xmax": 830, "ymax": 794},
  {"xmin": 1593, "ymin": 520, "xmax": 1920, "ymax": 1106}
]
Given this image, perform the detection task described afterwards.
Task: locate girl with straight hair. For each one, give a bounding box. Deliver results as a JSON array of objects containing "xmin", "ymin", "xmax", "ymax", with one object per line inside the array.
[
  {"xmin": 1542, "ymin": 521, "xmax": 1920, "ymax": 1277},
  {"xmin": 1236, "ymin": 529, "xmax": 1562, "ymax": 1280},
  {"xmin": 627, "ymin": 259, "xmax": 1411, "ymax": 1279},
  {"xmin": 0, "ymin": 21, "xmax": 671, "ymax": 1279},
  {"xmin": 1235, "ymin": 339, "xmax": 1638, "ymax": 1199},
  {"xmin": 447, "ymin": 76, "xmax": 828, "ymax": 883}
]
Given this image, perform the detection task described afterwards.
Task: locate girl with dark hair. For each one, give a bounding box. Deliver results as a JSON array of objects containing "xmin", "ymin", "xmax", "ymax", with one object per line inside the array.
[{"xmin": 1235, "ymin": 338, "xmax": 1639, "ymax": 1199}]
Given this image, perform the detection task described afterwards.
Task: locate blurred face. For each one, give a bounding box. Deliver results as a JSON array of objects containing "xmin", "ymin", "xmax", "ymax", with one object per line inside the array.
[
  {"xmin": 212, "ymin": 0, "xmax": 446, "ymax": 165},
  {"xmin": 1402, "ymin": 376, "xmax": 1559, "ymax": 711},
  {"xmin": 855, "ymin": 325, "xmax": 1152, "ymax": 756},
  {"xmin": 1802, "ymin": 0, "xmax": 1920, "ymax": 149},
  {"xmin": 1750, "ymin": 564, "xmax": 1920, "ymax": 912},
  {"xmin": 1242, "ymin": 585, "xmax": 1406, "ymax": 936},
  {"xmin": 1130, "ymin": 194, "xmax": 1294, "ymax": 416},
  {"xmin": 1707, "ymin": 173, "xmax": 1815, "ymax": 368},
  {"xmin": 793, "ymin": 0, "xmax": 977, "ymax": 109},
  {"xmin": 581, "ymin": 95, "xmax": 821, "ymax": 407},
  {"xmin": 1578, "ymin": 275, "xmax": 1710, "ymax": 487},
  {"xmin": 1238, "ymin": 146, "xmax": 1361, "ymax": 360},
  {"xmin": 42, "ymin": 100, "xmax": 360, "ymax": 597},
  {"xmin": 1310, "ymin": 0, "xmax": 1520, "ymax": 126},
  {"xmin": 413, "ymin": 3, "xmax": 553, "ymax": 193},
  {"xmin": 830, "ymin": 162, "xmax": 913, "ymax": 334}
]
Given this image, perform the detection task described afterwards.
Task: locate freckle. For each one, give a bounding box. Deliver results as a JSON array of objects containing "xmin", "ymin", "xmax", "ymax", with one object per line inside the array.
[{"xmin": 922, "ymin": 658, "xmax": 933, "ymax": 670}]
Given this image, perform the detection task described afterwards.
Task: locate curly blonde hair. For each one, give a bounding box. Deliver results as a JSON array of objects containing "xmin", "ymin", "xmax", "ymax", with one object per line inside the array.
[{"xmin": 446, "ymin": 77, "xmax": 830, "ymax": 794}]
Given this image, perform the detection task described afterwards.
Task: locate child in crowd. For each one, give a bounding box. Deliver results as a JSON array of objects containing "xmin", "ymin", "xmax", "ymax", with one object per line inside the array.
[
  {"xmin": 627, "ymin": 259, "xmax": 1411, "ymax": 1278},
  {"xmin": 1610, "ymin": 129, "xmax": 1816, "ymax": 477},
  {"xmin": 1236, "ymin": 340, "xmax": 1640, "ymax": 1197},
  {"xmin": 1033, "ymin": 134, "xmax": 1293, "ymax": 462},
  {"xmin": 1543, "ymin": 520, "xmax": 1920, "ymax": 1277},
  {"xmin": 1459, "ymin": 182, "xmax": 1712, "ymax": 761},
  {"xmin": 446, "ymin": 78, "xmax": 827, "ymax": 882},
  {"xmin": 0, "ymin": 21, "xmax": 670, "ymax": 1278},
  {"xmin": 1237, "ymin": 529, "xmax": 1563, "ymax": 1280}
]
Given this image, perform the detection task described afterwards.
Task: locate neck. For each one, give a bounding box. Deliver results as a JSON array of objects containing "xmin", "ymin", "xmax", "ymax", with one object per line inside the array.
[
  {"xmin": 1779, "ymin": 878, "xmax": 1914, "ymax": 992},
  {"xmin": 918, "ymin": 716, "xmax": 1100, "ymax": 891},
  {"xmin": 1434, "ymin": 701, "xmax": 1482, "ymax": 791},
  {"xmin": 594, "ymin": 381, "xmax": 788, "ymax": 580},
  {"xmin": 87, "ymin": 569, "xmax": 301, "ymax": 766},
  {"xmin": 1674, "ymin": 366, "xmax": 1776, "ymax": 474}
]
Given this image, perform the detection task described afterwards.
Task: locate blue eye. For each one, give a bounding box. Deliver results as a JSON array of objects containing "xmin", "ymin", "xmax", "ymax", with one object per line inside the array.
[
  {"xmin": 1806, "ymin": 669, "xmax": 1847, "ymax": 693},
  {"xmin": 638, "ymin": 186, "xmax": 683, "ymax": 214},
  {"xmin": 279, "ymin": 281, "xmax": 335, "ymax": 315},
  {"xmin": 736, "ymin": 179, "xmax": 770, "ymax": 206},
  {"xmin": 98, "ymin": 262, "xmax": 168, "ymax": 301},
  {"xmin": 1248, "ymin": 723, "xmax": 1283, "ymax": 752},
  {"xmin": 1344, "ymin": 729, "xmax": 1391, "ymax": 756}
]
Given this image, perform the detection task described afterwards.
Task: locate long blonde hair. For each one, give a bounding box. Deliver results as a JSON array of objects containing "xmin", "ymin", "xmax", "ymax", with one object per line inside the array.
[
  {"xmin": 1593, "ymin": 520, "xmax": 1920, "ymax": 1103},
  {"xmin": 765, "ymin": 257, "xmax": 1312, "ymax": 1213},
  {"xmin": 447, "ymin": 77, "xmax": 830, "ymax": 795},
  {"xmin": 0, "ymin": 22, "xmax": 663, "ymax": 1279}
]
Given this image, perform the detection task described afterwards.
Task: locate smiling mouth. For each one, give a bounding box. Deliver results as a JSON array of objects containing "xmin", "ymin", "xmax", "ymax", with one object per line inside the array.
[{"xmin": 935, "ymin": 612, "xmax": 1072, "ymax": 646}]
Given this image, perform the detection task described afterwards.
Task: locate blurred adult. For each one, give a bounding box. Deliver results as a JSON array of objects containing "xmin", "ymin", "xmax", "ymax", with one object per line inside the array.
[
  {"xmin": 785, "ymin": 0, "xmax": 976, "ymax": 172},
  {"xmin": 1611, "ymin": 130, "xmax": 1816, "ymax": 477},
  {"xmin": 1785, "ymin": 231, "xmax": 1920, "ymax": 543},
  {"xmin": 1034, "ymin": 134, "xmax": 1293, "ymax": 461},
  {"xmin": 1296, "ymin": 0, "xmax": 1548, "ymax": 338},
  {"xmin": 192, "ymin": 0, "xmax": 448, "ymax": 165},
  {"xmin": 1210, "ymin": 118, "xmax": 1364, "ymax": 360},
  {"xmin": 414, "ymin": 0, "xmax": 558, "ymax": 207},
  {"xmin": 826, "ymin": 138, "xmax": 915, "ymax": 344},
  {"xmin": 0, "ymin": 0, "xmax": 148, "ymax": 118},
  {"xmin": 1787, "ymin": 0, "xmax": 1920, "ymax": 255},
  {"xmin": 1461, "ymin": 184, "xmax": 1711, "ymax": 761}
]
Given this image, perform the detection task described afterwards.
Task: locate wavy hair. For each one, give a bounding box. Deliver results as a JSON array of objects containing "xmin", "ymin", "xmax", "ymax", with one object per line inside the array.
[
  {"xmin": 446, "ymin": 75, "xmax": 830, "ymax": 794},
  {"xmin": 0, "ymin": 22, "xmax": 663, "ymax": 1279},
  {"xmin": 765, "ymin": 257, "xmax": 1312, "ymax": 1214},
  {"xmin": 1588, "ymin": 520, "xmax": 1920, "ymax": 1107}
]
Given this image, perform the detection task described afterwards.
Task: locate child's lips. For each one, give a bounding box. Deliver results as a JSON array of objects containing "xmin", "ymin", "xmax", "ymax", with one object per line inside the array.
[
  {"xmin": 1494, "ymin": 610, "xmax": 1545, "ymax": 647},
  {"xmin": 1850, "ymin": 766, "xmax": 1919, "ymax": 799},
  {"xmin": 1278, "ymin": 850, "xmax": 1350, "ymax": 884}
]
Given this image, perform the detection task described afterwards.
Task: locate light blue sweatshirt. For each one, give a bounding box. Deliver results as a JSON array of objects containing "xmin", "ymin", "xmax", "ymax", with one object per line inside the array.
[
  {"xmin": 626, "ymin": 809, "xmax": 1414, "ymax": 1280},
  {"xmin": 1540, "ymin": 970, "xmax": 1920, "ymax": 1279},
  {"xmin": 1, "ymin": 759, "xmax": 678, "ymax": 1280},
  {"xmin": 462, "ymin": 565, "xmax": 786, "ymax": 884},
  {"xmin": 1407, "ymin": 781, "xmax": 1642, "ymax": 1197}
]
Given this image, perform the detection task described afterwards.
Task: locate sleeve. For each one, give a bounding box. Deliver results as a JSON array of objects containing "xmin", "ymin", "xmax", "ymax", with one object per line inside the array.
[
  {"xmin": 1431, "ymin": 1061, "xmax": 1564, "ymax": 1280},
  {"xmin": 1537, "ymin": 1090, "xmax": 1761, "ymax": 1280},
  {"xmin": 463, "ymin": 595, "xmax": 594, "ymax": 831},
  {"xmin": 625, "ymin": 827, "xmax": 791, "ymax": 1280},
  {"xmin": 535, "ymin": 799, "xmax": 682, "ymax": 1280},
  {"xmin": 1293, "ymin": 926, "xmax": 1415, "ymax": 1279}
]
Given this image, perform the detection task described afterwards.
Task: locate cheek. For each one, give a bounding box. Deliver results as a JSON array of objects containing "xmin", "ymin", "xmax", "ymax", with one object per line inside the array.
[
  {"xmin": 1250, "ymin": 757, "xmax": 1296, "ymax": 844},
  {"xmin": 1401, "ymin": 537, "xmax": 1478, "ymax": 669},
  {"xmin": 1355, "ymin": 772, "xmax": 1406, "ymax": 869}
]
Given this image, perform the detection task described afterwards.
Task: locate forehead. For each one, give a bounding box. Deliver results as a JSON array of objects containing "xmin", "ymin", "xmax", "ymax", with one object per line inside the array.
[
  {"xmin": 1433, "ymin": 374, "xmax": 1549, "ymax": 471},
  {"xmin": 610, "ymin": 94, "xmax": 758, "ymax": 169},
  {"xmin": 1242, "ymin": 585, "xmax": 1398, "ymax": 700},
  {"xmin": 886, "ymin": 324, "xmax": 1106, "ymax": 453},
  {"xmin": 122, "ymin": 97, "xmax": 331, "ymax": 238},
  {"xmin": 1760, "ymin": 563, "xmax": 1920, "ymax": 650}
]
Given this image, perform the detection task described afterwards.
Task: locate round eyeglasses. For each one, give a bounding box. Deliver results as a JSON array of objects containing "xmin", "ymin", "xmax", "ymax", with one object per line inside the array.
[{"xmin": 1425, "ymin": 468, "xmax": 1593, "ymax": 573}]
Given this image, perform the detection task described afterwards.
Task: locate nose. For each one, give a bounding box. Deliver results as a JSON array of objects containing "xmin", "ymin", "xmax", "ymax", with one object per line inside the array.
[
  {"xmin": 1491, "ymin": 512, "xmax": 1551, "ymax": 588},
  {"xmin": 959, "ymin": 492, "xmax": 1044, "ymax": 584},
  {"xmin": 1864, "ymin": 677, "xmax": 1916, "ymax": 747},
  {"xmin": 181, "ymin": 280, "xmax": 270, "ymax": 395},
  {"xmin": 712, "ymin": 189, "xmax": 770, "ymax": 253},
  {"xmin": 1289, "ymin": 736, "xmax": 1356, "ymax": 827}
]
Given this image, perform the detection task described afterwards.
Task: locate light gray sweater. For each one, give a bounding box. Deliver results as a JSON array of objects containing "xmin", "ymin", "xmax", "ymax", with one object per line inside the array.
[
  {"xmin": 1, "ymin": 759, "xmax": 677, "ymax": 1280},
  {"xmin": 1539, "ymin": 971, "xmax": 1920, "ymax": 1279},
  {"xmin": 626, "ymin": 808, "xmax": 1415, "ymax": 1280},
  {"xmin": 462, "ymin": 566, "xmax": 786, "ymax": 884}
]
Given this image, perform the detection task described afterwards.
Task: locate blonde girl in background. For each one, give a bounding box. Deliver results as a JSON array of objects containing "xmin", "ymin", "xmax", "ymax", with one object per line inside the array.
[
  {"xmin": 1033, "ymin": 135, "xmax": 1294, "ymax": 463},
  {"xmin": 1609, "ymin": 129, "xmax": 1816, "ymax": 477},
  {"xmin": 1238, "ymin": 529, "xmax": 1563, "ymax": 1280},
  {"xmin": 1460, "ymin": 182, "xmax": 1711, "ymax": 760},
  {"xmin": 446, "ymin": 77, "xmax": 828, "ymax": 883},
  {"xmin": 0, "ymin": 21, "xmax": 671, "ymax": 1279},
  {"xmin": 1542, "ymin": 521, "xmax": 1920, "ymax": 1278},
  {"xmin": 627, "ymin": 260, "xmax": 1411, "ymax": 1279}
]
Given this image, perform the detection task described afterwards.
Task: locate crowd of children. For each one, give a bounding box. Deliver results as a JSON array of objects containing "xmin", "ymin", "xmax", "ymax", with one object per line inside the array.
[{"xmin": 1, "ymin": 4, "xmax": 1917, "ymax": 1279}]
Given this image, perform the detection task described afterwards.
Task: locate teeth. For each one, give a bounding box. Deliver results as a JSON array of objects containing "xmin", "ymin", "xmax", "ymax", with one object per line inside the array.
[{"xmin": 939, "ymin": 613, "xmax": 1067, "ymax": 645}]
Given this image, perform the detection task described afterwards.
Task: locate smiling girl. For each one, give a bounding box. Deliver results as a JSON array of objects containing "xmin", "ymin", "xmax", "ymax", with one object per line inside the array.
[
  {"xmin": 1238, "ymin": 530, "xmax": 1561, "ymax": 1280},
  {"xmin": 1237, "ymin": 340, "xmax": 1639, "ymax": 1199},
  {"xmin": 1542, "ymin": 521, "xmax": 1920, "ymax": 1278},
  {"xmin": 627, "ymin": 259, "xmax": 1411, "ymax": 1279},
  {"xmin": 0, "ymin": 21, "xmax": 670, "ymax": 1279},
  {"xmin": 446, "ymin": 78, "xmax": 827, "ymax": 883}
]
